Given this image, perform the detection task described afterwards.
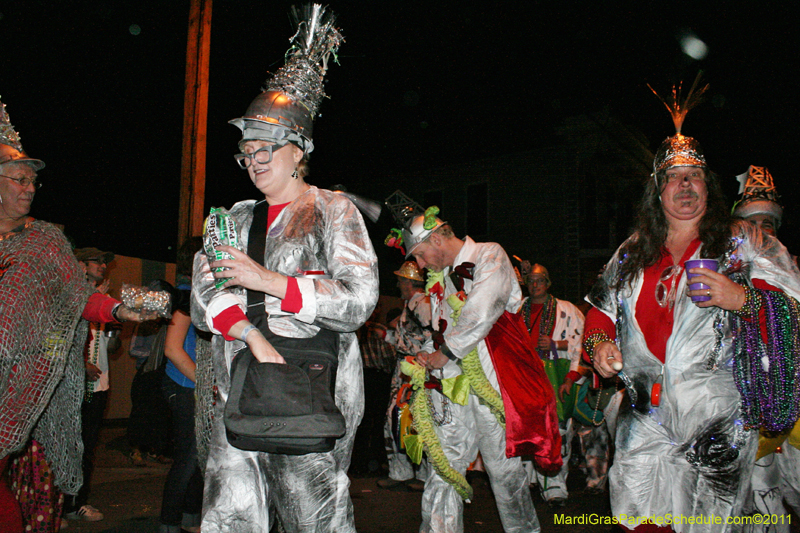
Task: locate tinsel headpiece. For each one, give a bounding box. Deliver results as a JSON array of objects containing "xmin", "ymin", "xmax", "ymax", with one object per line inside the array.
[
  {"xmin": 0, "ymin": 96, "xmax": 44, "ymax": 171},
  {"xmin": 229, "ymin": 4, "xmax": 344, "ymax": 155},
  {"xmin": 649, "ymin": 75, "xmax": 709, "ymax": 180},
  {"xmin": 732, "ymin": 166, "xmax": 783, "ymax": 228}
]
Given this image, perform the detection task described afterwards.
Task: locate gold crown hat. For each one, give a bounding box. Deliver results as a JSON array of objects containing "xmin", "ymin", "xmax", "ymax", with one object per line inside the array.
[
  {"xmin": 229, "ymin": 4, "xmax": 344, "ymax": 156},
  {"xmin": 733, "ymin": 166, "xmax": 783, "ymax": 228},
  {"xmin": 0, "ymin": 97, "xmax": 44, "ymax": 171},
  {"xmin": 649, "ymin": 75, "xmax": 709, "ymax": 183},
  {"xmin": 394, "ymin": 261, "xmax": 425, "ymax": 282}
]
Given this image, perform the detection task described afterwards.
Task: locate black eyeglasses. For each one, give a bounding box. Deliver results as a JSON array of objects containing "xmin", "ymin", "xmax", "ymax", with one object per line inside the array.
[
  {"xmin": 233, "ymin": 141, "xmax": 288, "ymax": 169},
  {"xmin": 1, "ymin": 174, "xmax": 42, "ymax": 189}
]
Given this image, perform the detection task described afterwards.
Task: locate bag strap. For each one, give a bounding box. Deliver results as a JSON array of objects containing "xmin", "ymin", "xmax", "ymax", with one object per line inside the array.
[
  {"xmin": 226, "ymin": 343, "xmax": 254, "ymax": 414},
  {"xmin": 246, "ymin": 200, "xmax": 269, "ymax": 329}
]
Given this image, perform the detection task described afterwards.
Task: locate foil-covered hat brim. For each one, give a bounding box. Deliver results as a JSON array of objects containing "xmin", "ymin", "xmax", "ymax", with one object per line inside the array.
[
  {"xmin": 657, "ymin": 154, "xmax": 706, "ymax": 172},
  {"xmin": 654, "ymin": 134, "xmax": 707, "ymax": 175},
  {"xmin": 403, "ymin": 217, "xmax": 445, "ymax": 259},
  {"xmin": 230, "ymin": 119, "xmax": 314, "ymax": 154},
  {"xmin": 404, "ymin": 231, "xmax": 432, "ymax": 259},
  {"xmin": 0, "ymin": 144, "xmax": 44, "ymax": 171},
  {"xmin": 733, "ymin": 199, "xmax": 783, "ymax": 227}
]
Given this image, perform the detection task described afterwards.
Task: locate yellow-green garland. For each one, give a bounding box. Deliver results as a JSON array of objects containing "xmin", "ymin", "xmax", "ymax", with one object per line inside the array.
[
  {"xmin": 402, "ymin": 266, "xmax": 506, "ymax": 500},
  {"xmin": 401, "ymin": 359, "xmax": 473, "ymax": 501},
  {"xmin": 459, "ymin": 349, "xmax": 505, "ymax": 428},
  {"xmin": 441, "ymin": 283, "xmax": 505, "ymax": 428}
]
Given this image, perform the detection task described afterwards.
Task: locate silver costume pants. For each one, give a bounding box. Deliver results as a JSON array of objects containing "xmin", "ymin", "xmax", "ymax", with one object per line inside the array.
[
  {"xmin": 779, "ymin": 444, "xmax": 800, "ymax": 515},
  {"xmin": 420, "ymin": 392, "xmax": 540, "ymax": 533},
  {"xmin": 744, "ymin": 453, "xmax": 790, "ymax": 533},
  {"xmin": 529, "ymin": 419, "xmax": 573, "ymax": 501}
]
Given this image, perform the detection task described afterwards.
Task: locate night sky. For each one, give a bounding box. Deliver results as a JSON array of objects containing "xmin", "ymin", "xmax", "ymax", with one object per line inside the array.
[{"xmin": 3, "ymin": 1, "xmax": 799, "ymax": 262}]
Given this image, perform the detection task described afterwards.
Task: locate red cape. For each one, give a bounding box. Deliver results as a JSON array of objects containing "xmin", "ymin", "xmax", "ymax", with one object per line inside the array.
[{"xmin": 484, "ymin": 311, "xmax": 562, "ymax": 472}]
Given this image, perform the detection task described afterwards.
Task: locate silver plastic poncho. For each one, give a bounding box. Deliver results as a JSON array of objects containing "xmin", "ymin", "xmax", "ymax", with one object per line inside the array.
[
  {"xmin": 588, "ymin": 222, "xmax": 800, "ymax": 532},
  {"xmin": 191, "ymin": 186, "xmax": 378, "ymax": 533}
]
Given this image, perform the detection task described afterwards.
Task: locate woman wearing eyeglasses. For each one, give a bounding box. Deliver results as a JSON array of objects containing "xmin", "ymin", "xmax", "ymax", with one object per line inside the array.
[{"xmin": 190, "ymin": 7, "xmax": 378, "ymax": 533}]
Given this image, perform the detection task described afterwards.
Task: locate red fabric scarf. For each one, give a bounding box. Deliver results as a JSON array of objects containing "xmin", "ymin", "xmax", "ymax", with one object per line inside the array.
[{"xmin": 484, "ymin": 311, "xmax": 562, "ymax": 473}]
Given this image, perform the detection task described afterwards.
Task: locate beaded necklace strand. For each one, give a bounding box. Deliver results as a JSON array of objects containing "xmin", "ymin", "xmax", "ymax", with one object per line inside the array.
[{"xmin": 521, "ymin": 294, "xmax": 557, "ymax": 339}]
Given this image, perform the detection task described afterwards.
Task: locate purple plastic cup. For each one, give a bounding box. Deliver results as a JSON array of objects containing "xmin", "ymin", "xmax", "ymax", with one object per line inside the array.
[{"xmin": 685, "ymin": 259, "xmax": 719, "ymax": 302}]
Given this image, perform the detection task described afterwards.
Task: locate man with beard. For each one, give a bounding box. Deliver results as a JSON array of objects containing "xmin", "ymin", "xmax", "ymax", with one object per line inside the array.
[{"xmin": 1, "ymin": 97, "xmax": 150, "ymax": 532}]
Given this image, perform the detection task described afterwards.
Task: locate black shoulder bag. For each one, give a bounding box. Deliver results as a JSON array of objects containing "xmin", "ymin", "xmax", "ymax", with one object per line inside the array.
[{"xmin": 223, "ymin": 200, "xmax": 346, "ymax": 455}]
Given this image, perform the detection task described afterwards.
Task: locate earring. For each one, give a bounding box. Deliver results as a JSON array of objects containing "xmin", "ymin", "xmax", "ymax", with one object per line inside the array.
[{"xmin": 292, "ymin": 169, "xmax": 299, "ymax": 179}]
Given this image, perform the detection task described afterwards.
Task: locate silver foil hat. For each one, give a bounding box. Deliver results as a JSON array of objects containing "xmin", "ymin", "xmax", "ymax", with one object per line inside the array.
[
  {"xmin": 403, "ymin": 207, "xmax": 446, "ymax": 259},
  {"xmin": 229, "ymin": 4, "xmax": 344, "ymax": 155},
  {"xmin": 0, "ymin": 97, "xmax": 44, "ymax": 171},
  {"xmin": 649, "ymin": 76, "xmax": 708, "ymax": 180},
  {"xmin": 653, "ymin": 133, "xmax": 707, "ymax": 174},
  {"xmin": 733, "ymin": 166, "xmax": 783, "ymax": 228}
]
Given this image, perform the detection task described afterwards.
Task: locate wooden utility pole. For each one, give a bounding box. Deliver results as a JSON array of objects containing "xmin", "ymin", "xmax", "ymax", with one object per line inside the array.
[{"xmin": 178, "ymin": 0, "xmax": 212, "ymax": 248}]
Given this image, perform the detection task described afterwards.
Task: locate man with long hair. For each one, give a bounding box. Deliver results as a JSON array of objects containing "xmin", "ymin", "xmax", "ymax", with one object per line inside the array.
[{"xmin": 585, "ymin": 130, "xmax": 800, "ymax": 531}]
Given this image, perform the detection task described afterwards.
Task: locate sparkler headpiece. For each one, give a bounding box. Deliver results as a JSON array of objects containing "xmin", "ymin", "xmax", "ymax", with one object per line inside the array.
[
  {"xmin": 229, "ymin": 4, "xmax": 344, "ymax": 155},
  {"xmin": 649, "ymin": 75, "xmax": 709, "ymax": 182},
  {"xmin": 0, "ymin": 97, "xmax": 44, "ymax": 171},
  {"xmin": 733, "ymin": 166, "xmax": 783, "ymax": 228}
]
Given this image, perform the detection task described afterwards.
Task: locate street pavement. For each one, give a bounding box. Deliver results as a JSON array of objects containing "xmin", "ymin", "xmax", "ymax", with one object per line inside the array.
[
  {"xmin": 67, "ymin": 424, "xmax": 800, "ymax": 533},
  {"xmin": 60, "ymin": 425, "xmax": 616, "ymax": 532},
  {"xmin": 59, "ymin": 425, "xmax": 800, "ymax": 533}
]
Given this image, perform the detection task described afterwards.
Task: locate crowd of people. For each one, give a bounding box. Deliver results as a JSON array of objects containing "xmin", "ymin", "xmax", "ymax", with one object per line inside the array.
[{"xmin": 4, "ymin": 5, "xmax": 800, "ymax": 533}]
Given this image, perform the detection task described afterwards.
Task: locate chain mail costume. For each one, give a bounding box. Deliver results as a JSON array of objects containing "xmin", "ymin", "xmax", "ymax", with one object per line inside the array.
[
  {"xmin": 192, "ymin": 187, "xmax": 378, "ymax": 533},
  {"xmin": 0, "ymin": 220, "xmax": 91, "ymax": 495},
  {"xmin": 587, "ymin": 222, "xmax": 800, "ymax": 532}
]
